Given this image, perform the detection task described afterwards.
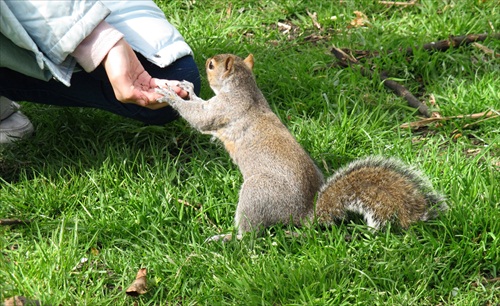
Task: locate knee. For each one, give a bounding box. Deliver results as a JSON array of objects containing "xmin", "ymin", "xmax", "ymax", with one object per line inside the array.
[
  {"xmin": 175, "ymin": 56, "xmax": 201, "ymax": 96},
  {"xmin": 131, "ymin": 105, "xmax": 180, "ymax": 125}
]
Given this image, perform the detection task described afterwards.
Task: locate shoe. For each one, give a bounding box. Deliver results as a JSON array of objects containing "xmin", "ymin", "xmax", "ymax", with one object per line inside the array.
[
  {"xmin": 0, "ymin": 96, "xmax": 18, "ymax": 120},
  {"xmin": 0, "ymin": 97, "xmax": 34, "ymax": 144}
]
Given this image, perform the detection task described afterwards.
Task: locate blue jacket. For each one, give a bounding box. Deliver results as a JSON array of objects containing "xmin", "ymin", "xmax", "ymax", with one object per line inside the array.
[{"xmin": 0, "ymin": 0, "xmax": 193, "ymax": 86}]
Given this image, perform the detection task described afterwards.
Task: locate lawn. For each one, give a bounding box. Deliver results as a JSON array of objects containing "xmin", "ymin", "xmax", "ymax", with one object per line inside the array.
[{"xmin": 1, "ymin": 0, "xmax": 499, "ymax": 305}]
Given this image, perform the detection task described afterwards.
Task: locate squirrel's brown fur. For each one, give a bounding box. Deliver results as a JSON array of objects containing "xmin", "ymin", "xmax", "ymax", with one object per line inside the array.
[{"xmin": 157, "ymin": 54, "xmax": 447, "ymax": 241}]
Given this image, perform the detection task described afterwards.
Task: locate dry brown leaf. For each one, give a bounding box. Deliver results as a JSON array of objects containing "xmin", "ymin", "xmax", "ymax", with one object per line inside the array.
[
  {"xmin": 126, "ymin": 268, "xmax": 148, "ymax": 297},
  {"xmin": 277, "ymin": 22, "xmax": 292, "ymax": 34},
  {"xmin": 3, "ymin": 296, "xmax": 40, "ymax": 306},
  {"xmin": 349, "ymin": 11, "xmax": 369, "ymax": 28},
  {"xmin": 428, "ymin": 94, "xmax": 442, "ymax": 118},
  {"xmin": 90, "ymin": 247, "xmax": 99, "ymax": 256},
  {"xmin": 452, "ymin": 133, "xmax": 462, "ymax": 141},
  {"xmin": 306, "ymin": 10, "xmax": 321, "ymax": 29},
  {"xmin": 465, "ymin": 148, "xmax": 482, "ymax": 157},
  {"xmin": 493, "ymin": 158, "xmax": 500, "ymax": 169}
]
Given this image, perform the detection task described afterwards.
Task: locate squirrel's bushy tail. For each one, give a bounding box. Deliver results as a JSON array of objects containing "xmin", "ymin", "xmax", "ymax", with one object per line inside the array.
[{"xmin": 315, "ymin": 156, "xmax": 448, "ymax": 230}]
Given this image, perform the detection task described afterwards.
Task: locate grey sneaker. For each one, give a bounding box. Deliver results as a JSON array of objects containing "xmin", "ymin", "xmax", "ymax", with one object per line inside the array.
[{"xmin": 0, "ymin": 97, "xmax": 34, "ymax": 144}]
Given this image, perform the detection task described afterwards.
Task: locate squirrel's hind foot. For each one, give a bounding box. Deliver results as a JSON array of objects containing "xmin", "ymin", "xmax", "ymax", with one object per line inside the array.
[{"xmin": 205, "ymin": 233, "xmax": 243, "ymax": 243}]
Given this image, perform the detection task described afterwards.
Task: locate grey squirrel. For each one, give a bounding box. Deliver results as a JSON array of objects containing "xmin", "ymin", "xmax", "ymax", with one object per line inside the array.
[{"xmin": 157, "ymin": 54, "xmax": 448, "ymax": 241}]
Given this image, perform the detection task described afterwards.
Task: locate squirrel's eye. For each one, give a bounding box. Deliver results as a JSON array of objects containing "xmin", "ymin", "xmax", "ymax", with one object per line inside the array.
[{"xmin": 208, "ymin": 61, "xmax": 214, "ymax": 70}]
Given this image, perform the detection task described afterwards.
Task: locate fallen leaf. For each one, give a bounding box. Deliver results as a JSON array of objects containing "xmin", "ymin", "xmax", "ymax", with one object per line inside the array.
[
  {"xmin": 493, "ymin": 158, "xmax": 500, "ymax": 169},
  {"xmin": 306, "ymin": 10, "xmax": 321, "ymax": 29},
  {"xmin": 3, "ymin": 296, "xmax": 40, "ymax": 306},
  {"xmin": 90, "ymin": 247, "xmax": 99, "ymax": 256},
  {"xmin": 277, "ymin": 22, "xmax": 292, "ymax": 34},
  {"xmin": 126, "ymin": 268, "xmax": 148, "ymax": 297},
  {"xmin": 452, "ymin": 133, "xmax": 462, "ymax": 141},
  {"xmin": 349, "ymin": 11, "xmax": 369, "ymax": 28},
  {"xmin": 428, "ymin": 94, "xmax": 442, "ymax": 118}
]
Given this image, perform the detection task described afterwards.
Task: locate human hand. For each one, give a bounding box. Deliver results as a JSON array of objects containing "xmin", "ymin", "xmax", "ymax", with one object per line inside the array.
[{"xmin": 103, "ymin": 38, "xmax": 188, "ymax": 109}]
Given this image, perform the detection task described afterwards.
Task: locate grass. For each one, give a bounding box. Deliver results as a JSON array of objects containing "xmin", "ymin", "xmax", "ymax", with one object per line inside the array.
[{"xmin": 1, "ymin": 0, "xmax": 499, "ymax": 304}]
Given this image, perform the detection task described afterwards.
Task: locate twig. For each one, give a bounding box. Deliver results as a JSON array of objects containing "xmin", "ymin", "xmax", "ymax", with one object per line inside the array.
[
  {"xmin": 380, "ymin": 72, "xmax": 430, "ymax": 117},
  {"xmin": 331, "ymin": 46, "xmax": 359, "ymax": 66},
  {"xmin": 400, "ymin": 110, "xmax": 498, "ymax": 129},
  {"xmin": 336, "ymin": 33, "xmax": 500, "ymax": 59},
  {"xmin": 331, "ymin": 46, "xmax": 430, "ymax": 117},
  {"xmin": 0, "ymin": 219, "xmax": 31, "ymax": 226},
  {"xmin": 405, "ymin": 33, "xmax": 500, "ymax": 56},
  {"xmin": 472, "ymin": 42, "xmax": 500, "ymax": 58},
  {"xmin": 379, "ymin": 0, "xmax": 417, "ymax": 6},
  {"xmin": 330, "ymin": 33, "xmax": 500, "ymax": 117},
  {"xmin": 471, "ymin": 277, "xmax": 500, "ymax": 288}
]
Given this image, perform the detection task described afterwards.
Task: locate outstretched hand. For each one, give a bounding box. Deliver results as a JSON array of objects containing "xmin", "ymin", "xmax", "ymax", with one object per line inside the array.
[{"xmin": 103, "ymin": 38, "xmax": 188, "ymax": 109}]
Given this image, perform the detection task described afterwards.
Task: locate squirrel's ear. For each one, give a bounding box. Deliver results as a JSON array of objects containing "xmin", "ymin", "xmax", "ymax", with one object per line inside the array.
[
  {"xmin": 224, "ymin": 56, "xmax": 235, "ymax": 74},
  {"xmin": 243, "ymin": 54, "xmax": 254, "ymax": 71}
]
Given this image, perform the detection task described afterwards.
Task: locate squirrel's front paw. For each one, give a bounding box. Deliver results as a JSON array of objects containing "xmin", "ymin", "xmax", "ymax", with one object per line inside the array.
[
  {"xmin": 155, "ymin": 86, "xmax": 181, "ymax": 104},
  {"xmin": 156, "ymin": 81, "xmax": 197, "ymax": 103},
  {"xmin": 177, "ymin": 81, "xmax": 196, "ymax": 100}
]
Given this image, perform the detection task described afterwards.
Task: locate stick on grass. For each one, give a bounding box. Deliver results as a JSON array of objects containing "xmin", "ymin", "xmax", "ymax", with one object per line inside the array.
[
  {"xmin": 0, "ymin": 219, "xmax": 31, "ymax": 226},
  {"xmin": 331, "ymin": 46, "xmax": 430, "ymax": 117}
]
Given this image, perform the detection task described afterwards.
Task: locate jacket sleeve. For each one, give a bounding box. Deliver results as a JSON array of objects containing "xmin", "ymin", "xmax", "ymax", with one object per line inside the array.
[
  {"xmin": 103, "ymin": 0, "xmax": 193, "ymax": 68},
  {"xmin": 2, "ymin": 0, "xmax": 111, "ymax": 65},
  {"xmin": 71, "ymin": 21, "xmax": 124, "ymax": 72}
]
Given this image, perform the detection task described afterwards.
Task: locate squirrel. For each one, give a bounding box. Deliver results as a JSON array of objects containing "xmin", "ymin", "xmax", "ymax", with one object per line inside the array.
[{"xmin": 156, "ymin": 54, "xmax": 448, "ymax": 241}]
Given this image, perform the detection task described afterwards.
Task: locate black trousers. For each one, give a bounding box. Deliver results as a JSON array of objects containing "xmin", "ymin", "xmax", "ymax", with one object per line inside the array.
[{"xmin": 0, "ymin": 54, "xmax": 201, "ymax": 125}]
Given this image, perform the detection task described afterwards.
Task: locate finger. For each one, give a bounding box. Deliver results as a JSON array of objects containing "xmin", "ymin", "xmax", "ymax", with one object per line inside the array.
[
  {"xmin": 173, "ymin": 86, "xmax": 189, "ymax": 99},
  {"xmin": 141, "ymin": 89, "xmax": 166, "ymax": 104},
  {"xmin": 134, "ymin": 96, "xmax": 149, "ymax": 107},
  {"xmin": 122, "ymin": 89, "xmax": 151, "ymax": 107}
]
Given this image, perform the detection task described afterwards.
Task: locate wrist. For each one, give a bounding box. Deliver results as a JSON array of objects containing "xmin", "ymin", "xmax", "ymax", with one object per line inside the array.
[{"xmin": 71, "ymin": 21, "xmax": 124, "ymax": 72}]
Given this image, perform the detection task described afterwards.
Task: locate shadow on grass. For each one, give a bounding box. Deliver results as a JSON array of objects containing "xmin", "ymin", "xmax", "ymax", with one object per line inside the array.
[{"xmin": 0, "ymin": 106, "xmax": 201, "ymax": 184}]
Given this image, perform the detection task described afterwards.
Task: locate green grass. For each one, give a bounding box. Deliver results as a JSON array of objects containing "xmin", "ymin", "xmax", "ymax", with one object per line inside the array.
[{"xmin": 1, "ymin": 0, "xmax": 499, "ymax": 304}]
